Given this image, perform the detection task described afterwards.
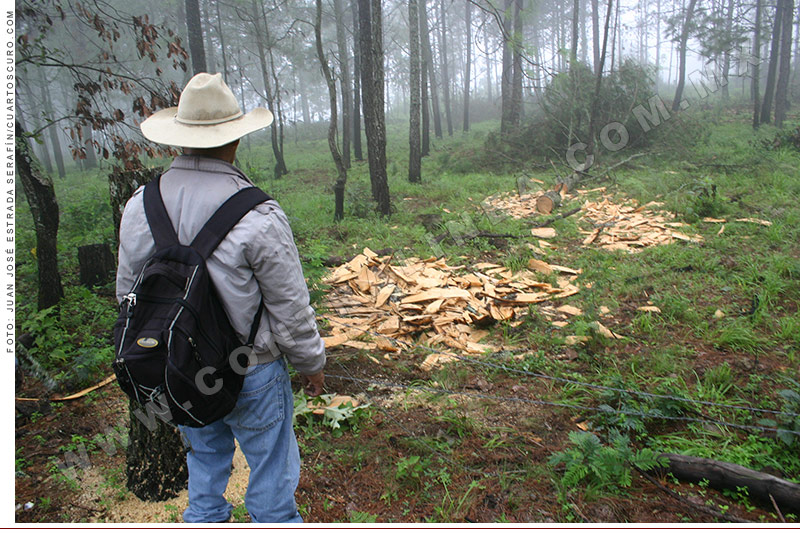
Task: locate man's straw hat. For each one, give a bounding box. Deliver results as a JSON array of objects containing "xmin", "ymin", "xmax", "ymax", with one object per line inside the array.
[{"xmin": 140, "ymin": 72, "xmax": 273, "ymax": 149}]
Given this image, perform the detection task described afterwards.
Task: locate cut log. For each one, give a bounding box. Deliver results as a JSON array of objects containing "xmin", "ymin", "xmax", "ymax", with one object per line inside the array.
[
  {"xmin": 554, "ymin": 172, "xmax": 582, "ymax": 195},
  {"xmin": 536, "ymin": 190, "xmax": 563, "ymax": 214},
  {"xmin": 78, "ymin": 243, "xmax": 116, "ymax": 287},
  {"xmin": 658, "ymin": 453, "xmax": 800, "ymax": 513}
]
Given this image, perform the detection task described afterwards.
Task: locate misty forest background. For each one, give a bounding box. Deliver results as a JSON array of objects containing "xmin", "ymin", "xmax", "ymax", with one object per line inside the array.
[{"xmin": 13, "ymin": 0, "xmax": 800, "ymax": 524}]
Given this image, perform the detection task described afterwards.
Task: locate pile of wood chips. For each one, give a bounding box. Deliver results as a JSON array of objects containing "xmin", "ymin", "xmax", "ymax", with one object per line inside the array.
[
  {"xmin": 320, "ymin": 248, "xmax": 581, "ymax": 370},
  {"xmin": 579, "ymin": 192, "xmax": 703, "ymax": 252},
  {"xmin": 483, "ymin": 186, "xmax": 704, "ymax": 253}
]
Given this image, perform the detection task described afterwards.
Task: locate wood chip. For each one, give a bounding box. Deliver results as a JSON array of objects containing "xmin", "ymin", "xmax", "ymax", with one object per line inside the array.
[
  {"xmin": 636, "ymin": 305, "xmax": 662, "ymax": 313},
  {"xmin": 400, "ymin": 288, "xmax": 472, "ymax": 304},
  {"xmin": 734, "ymin": 218, "xmax": 772, "ymax": 226},
  {"xmin": 527, "ymin": 258, "xmax": 553, "ymax": 275},
  {"xmin": 531, "ymin": 227, "xmax": 557, "ymax": 239},
  {"xmin": 565, "ymin": 335, "xmax": 589, "ymax": 345},
  {"xmin": 714, "ymin": 309, "xmax": 725, "ymax": 318},
  {"xmin": 557, "ymin": 304, "xmax": 583, "ymax": 316},
  {"xmin": 375, "ymin": 284, "xmax": 395, "ymax": 308}
]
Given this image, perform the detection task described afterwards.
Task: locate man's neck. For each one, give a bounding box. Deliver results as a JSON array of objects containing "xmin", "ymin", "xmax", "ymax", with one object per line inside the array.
[{"xmin": 183, "ymin": 140, "xmax": 239, "ymax": 164}]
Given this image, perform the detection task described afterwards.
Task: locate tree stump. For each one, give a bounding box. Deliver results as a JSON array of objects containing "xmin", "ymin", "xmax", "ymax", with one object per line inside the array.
[
  {"xmin": 78, "ymin": 243, "xmax": 116, "ymax": 287},
  {"xmin": 125, "ymin": 400, "xmax": 188, "ymax": 501}
]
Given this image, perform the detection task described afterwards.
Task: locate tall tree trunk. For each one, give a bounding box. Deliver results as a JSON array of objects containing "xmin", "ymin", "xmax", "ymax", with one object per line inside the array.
[
  {"xmin": 572, "ymin": 0, "xmax": 581, "ymax": 63},
  {"xmin": 761, "ymin": 0, "xmax": 785, "ymax": 123},
  {"xmin": 421, "ymin": 49, "xmax": 431, "ymax": 155},
  {"xmin": 587, "ymin": 0, "xmax": 615, "ymax": 159},
  {"xmin": 215, "ymin": 2, "xmax": 228, "ymax": 82},
  {"xmin": 251, "ymin": 0, "xmax": 288, "ymax": 178},
  {"xmin": 440, "ymin": 0, "xmax": 453, "ymax": 136},
  {"xmin": 39, "ymin": 78, "xmax": 66, "ymax": 178},
  {"xmin": 752, "ymin": 0, "xmax": 763, "ymax": 125},
  {"xmin": 592, "ymin": 0, "xmax": 600, "ymax": 74},
  {"xmin": 315, "ymin": 0, "xmax": 348, "ymax": 220},
  {"xmin": 334, "ymin": 0, "xmax": 352, "ymax": 169},
  {"xmin": 463, "ymin": 0, "xmax": 472, "ymax": 132},
  {"xmin": 82, "ymin": 125, "xmax": 97, "ymax": 169},
  {"xmin": 721, "ymin": 0, "xmax": 734, "ymax": 99},
  {"xmin": 21, "ymin": 86, "xmax": 53, "ymax": 174},
  {"xmin": 500, "ymin": 0, "xmax": 513, "ymax": 134},
  {"xmin": 581, "ymin": 0, "xmax": 588, "ymax": 63},
  {"xmin": 774, "ymin": 0, "xmax": 794, "ymax": 127},
  {"xmin": 485, "ymin": 13, "xmax": 493, "ymax": 103},
  {"xmin": 15, "ymin": 120, "xmax": 64, "ymax": 310},
  {"xmin": 358, "ymin": 0, "xmax": 390, "ymax": 215},
  {"xmin": 671, "ymin": 0, "xmax": 699, "ymax": 111},
  {"xmin": 656, "ymin": 0, "xmax": 662, "ymax": 87},
  {"xmin": 509, "ymin": 0, "xmax": 524, "ymax": 127},
  {"xmin": 184, "ymin": 0, "xmax": 207, "ymax": 75},
  {"xmin": 409, "ymin": 0, "xmax": 423, "ymax": 182},
  {"xmin": 201, "ymin": 0, "xmax": 217, "ymax": 75},
  {"xmin": 351, "ymin": 0, "xmax": 364, "ymax": 161},
  {"xmin": 420, "ymin": 0, "xmax": 443, "ymax": 140}
]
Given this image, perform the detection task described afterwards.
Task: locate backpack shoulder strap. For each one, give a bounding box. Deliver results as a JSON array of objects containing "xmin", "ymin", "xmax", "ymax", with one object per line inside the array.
[
  {"xmin": 143, "ymin": 175, "xmax": 180, "ymax": 250},
  {"xmin": 191, "ymin": 187, "xmax": 273, "ymax": 260}
]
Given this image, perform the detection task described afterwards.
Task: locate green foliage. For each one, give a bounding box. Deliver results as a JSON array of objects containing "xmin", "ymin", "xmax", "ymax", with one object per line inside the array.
[
  {"xmin": 18, "ymin": 286, "xmax": 116, "ymax": 390},
  {"xmin": 293, "ymin": 391, "xmax": 371, "ymax": 438},
  {"xmin": 548, "ymin": 431, "xmax": 667, "ymax": 493}
]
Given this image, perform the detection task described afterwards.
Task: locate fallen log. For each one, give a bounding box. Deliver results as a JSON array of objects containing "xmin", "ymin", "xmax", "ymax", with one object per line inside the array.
[
  {"xmin": 536, "ymin": 190, "xmax": 563, "ymax": 214},
  {"xmin": 658, "ymin": 453, "xmax": 800, "ymax": 513}
]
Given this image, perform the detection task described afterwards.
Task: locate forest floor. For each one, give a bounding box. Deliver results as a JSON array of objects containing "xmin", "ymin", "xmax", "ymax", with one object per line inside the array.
[{"xmin": 14, "ymin": 111, "xmax": 800, "ymax": 523}]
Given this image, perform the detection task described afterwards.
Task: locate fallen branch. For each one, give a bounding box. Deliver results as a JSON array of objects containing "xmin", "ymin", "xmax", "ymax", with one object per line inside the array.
[
  {"xmin": 15, "ymin": 375, "xmax": 117, "ymax": 402},
  {"xmin": 658, "ymin": 453, "xmax": 800, "ymax": 514}
]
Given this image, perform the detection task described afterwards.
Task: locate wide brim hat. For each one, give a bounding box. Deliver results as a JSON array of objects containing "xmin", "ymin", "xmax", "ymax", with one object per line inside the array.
[{"xmin": 140, "ymin": 72, "xmax": 273, "ymax": 149}]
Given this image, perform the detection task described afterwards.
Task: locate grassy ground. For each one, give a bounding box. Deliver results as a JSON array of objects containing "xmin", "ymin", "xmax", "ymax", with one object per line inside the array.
[{"xmin": 14, "ymin": 106, "xmax": 800, "ymax": 523}]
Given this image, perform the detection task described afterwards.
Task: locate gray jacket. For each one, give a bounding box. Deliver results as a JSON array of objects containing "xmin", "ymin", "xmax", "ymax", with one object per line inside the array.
[{"xmin": 116, "ymin": 155, "xmax": 326, "ymax": 376}]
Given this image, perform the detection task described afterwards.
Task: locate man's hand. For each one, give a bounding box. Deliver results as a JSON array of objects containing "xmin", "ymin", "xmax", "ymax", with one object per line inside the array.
[{"xmin": 301, "ymin": 371, "xmax": 325, "ymax": 397}]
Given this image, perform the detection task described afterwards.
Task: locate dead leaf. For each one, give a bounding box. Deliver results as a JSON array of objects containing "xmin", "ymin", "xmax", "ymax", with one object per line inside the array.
[{"xmin": 636, "ymin": 305, "xmax": 661, "ymax": 313}]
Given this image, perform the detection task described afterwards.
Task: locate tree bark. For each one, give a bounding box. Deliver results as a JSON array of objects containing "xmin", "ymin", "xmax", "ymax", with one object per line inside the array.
[
  {"xmin": 671, "ymin": 0, "xmax": 699, "ymax": 112},
  {"xmin": 572, "ymin": 0, "xmax": 581, "ymax": 62},
  {"xmin": 125, "ymin": 400, "xmax": 188, "ymax": 501},
  {"xmin": 108, "ymin": 167, "xmax": 161, "ymax": 244},
  {"xmin": 500, "ymin": 0, "xmax": 514, "ymax": 134},
  {"xmin": 760, "ymin": 0, "xmax": 784, "ymax": 123},
  {"xmin": 315, "ymin": 0, "xmax": 349, "ymax": 221},
  {"xmin": 753, "ymin": 0, "xmax": 763, "ymax": 127},
  {"xmin": 463, "ymin": 0, "xmax": 472, "ymax": 133},
  {"xmin": 334, "ymin": 0, "xmax": 353, "ymax": 170},
  {"xmin": 440, "ymin": 0, "xmax": 453, "ymax": 136},
  {"xmin": 420, "ymin": 0, "xmax": 443, "ymax": 140},
  {"xmin": 774, "ymin": 0, "xmax": 794, "ymax": 127},
  {"xmin": 409, "ymin": 0, "xmax": 423, "ymax": 183},
  {"xmin": 658, "ymin": 453, "xmax": 800, "ymax": 513},
  {"xmin": 358, "ymin": 0, "xmax": 390, "ymax": 215},
  {"xmin": 351, "ymin": 0, "xmax": 364, "ymax": 161},
  {"xmin": 721, "ymin": 0, "xmax": 735, "ymax": 99},
  {"xmin": 184, "ymin": 0, "xmax": 207, "ymax": 75},
  {"xmin": 16, "ymin": 121, "xmax": 64, "ymax": 310}
]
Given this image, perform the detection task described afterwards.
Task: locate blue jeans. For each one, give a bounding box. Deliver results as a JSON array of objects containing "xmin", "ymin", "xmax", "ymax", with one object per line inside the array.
[{"xmin": 179, "ymin": 358, "xmax": 302, "ymax": 523}]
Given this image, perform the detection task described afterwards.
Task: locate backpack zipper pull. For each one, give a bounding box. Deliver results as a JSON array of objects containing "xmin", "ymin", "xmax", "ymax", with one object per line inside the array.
[{"xmin": 124, "ymin": 293, "xmax": 137, "ymax": 316}]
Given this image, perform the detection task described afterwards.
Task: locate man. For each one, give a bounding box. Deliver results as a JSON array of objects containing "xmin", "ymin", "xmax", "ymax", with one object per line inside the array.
[{"xmin": 116, "ymin": 72, "xmax": 326, "ymax": 523}]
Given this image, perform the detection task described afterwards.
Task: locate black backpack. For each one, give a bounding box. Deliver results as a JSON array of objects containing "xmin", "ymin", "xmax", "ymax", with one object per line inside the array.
[{"xmin": 113, "ymin": 175, "xmax": 271, "ymax": 428}]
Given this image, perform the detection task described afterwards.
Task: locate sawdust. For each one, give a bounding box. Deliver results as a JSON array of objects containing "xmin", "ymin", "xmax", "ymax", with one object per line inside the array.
[{"xmin": 86, "ymin": 445, "xmax": 249, "ymax": 523}]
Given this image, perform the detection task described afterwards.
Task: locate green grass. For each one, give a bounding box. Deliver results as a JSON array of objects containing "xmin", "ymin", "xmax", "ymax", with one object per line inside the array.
[{"xmin": 15, "ymin": 108, "xmax": 800, "ymax": 520}]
